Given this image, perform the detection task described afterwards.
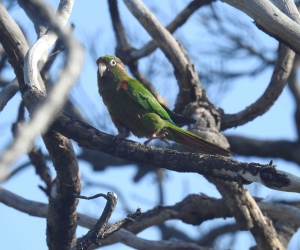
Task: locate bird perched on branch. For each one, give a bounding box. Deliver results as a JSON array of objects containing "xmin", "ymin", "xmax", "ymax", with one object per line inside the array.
[{"xmin": 96, "ymin": 55, "xmax": 230, "ymax": 157}]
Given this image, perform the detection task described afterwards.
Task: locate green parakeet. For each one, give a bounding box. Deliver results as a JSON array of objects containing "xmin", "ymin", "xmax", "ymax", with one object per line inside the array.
[{"xmin": 97, "ymin": 55, "xmax": 230, "ymax": 156}]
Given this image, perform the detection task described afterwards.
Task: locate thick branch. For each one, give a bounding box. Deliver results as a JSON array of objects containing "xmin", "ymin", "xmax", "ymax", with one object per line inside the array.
[
  {"xmin": 0, "ymin": 0, "xmax": 84, "ymax": 183},
  {"xmin": 47, "ymin": 111, "xmax": 300, "ymax": 193},
  {"xmin": 23, "ymin": 0, "xmax": 74, "ymax": 93},
  {"xmin": 0, "ymin": 3, "xmax": 29, "ymax": 91},
  {"xmin": 122, "ymin": 2, "xmax": 280, "ymax": 247},
  {"xmin": 0, "ymin": 1, "xmax": 82, "ymax": 248},
  {"xmin": 44, "ymin": 129, "xmax": 80, "ymax": 250}
]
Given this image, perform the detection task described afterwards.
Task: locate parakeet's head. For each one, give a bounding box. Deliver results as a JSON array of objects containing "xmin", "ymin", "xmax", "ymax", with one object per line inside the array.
[{"xmin": 96, "ymin": 55, "xmax": 129, "ymax": 80}]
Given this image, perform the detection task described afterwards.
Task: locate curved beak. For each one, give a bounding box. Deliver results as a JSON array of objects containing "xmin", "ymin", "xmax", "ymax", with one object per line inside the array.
[{"xmin": 98, "ymin": 62, "xmax": 107, "ymax": 77}]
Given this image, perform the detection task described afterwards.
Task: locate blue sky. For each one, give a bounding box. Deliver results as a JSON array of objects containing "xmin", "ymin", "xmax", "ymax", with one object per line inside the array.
[{"xmin": 1, "ymin": 0, "xmax": 300, "ymax": 249}]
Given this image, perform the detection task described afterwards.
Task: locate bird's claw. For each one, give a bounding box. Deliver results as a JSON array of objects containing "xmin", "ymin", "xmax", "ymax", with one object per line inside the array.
[{"xmin": 144, "ymin": 132, "xmax": 168, "ymax": 145}]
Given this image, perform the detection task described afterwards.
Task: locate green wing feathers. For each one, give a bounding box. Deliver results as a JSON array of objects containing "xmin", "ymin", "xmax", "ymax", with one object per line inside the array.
[
  {"xmin": 164, "ymin": 121, "xmax": 231, "ymax": 157},
  {"xmin": 160, "ymin": 104, "xmax": 196, "ymax": 126},
  {"xmin": 123, "ymin": 79, "xmax": 175, "ymax": 124}
]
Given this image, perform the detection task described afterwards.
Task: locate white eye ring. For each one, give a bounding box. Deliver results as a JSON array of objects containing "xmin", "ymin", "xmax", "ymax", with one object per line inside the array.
[{"xmin": 110, "ymin": 60, "xmax": 117, "ymax": 66}]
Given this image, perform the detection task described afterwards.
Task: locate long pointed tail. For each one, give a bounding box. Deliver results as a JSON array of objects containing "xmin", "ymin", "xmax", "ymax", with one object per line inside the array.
[{"xmin": 165, "ymin": 122, "xmax": 231, "ymax": 157}]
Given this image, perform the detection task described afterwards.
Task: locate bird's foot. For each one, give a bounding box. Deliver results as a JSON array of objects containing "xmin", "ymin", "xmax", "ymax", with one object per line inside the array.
[
  {"xmin": 144, "ymin": 132, "xmax": 168, "ymax": 145},
  {"xmin": 113, "ymin": 133, "xmax": 127, "ymax": 141}
]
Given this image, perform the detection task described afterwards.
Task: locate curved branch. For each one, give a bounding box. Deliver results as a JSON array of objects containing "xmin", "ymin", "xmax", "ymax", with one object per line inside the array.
[
  {"xmin": 0, "ymin": 0, "xmax": 84, "ymax": 183},
  {"xmin": 220, "ymin": 44, "xmax": 295, "ymax": 130},
  {"xmin": 223, "ymin": 0, "xmax": 300, "ymax": 54},
  {"xmin": 72, "ymin": 192, "xmax": 118, "ymax": 250},
  {"xmin": 23, "ymin": 0, "xmax": 74, "ymax": 92},
  {"xmin": 221, "ymin": 0, "xmax": 300, "ymax": 131}
]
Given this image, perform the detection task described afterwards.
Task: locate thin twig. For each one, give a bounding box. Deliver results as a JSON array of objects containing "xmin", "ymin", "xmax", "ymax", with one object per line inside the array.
[{"xmin": 72, "ymin": 192, "xmax": 118, "ymax": 250}]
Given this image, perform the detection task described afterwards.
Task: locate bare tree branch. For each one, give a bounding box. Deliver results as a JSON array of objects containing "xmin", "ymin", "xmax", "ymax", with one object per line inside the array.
[
  {"xmin": 100, "ymin": 228, "xmax": 210, "ymax": 250},
  {"xmin": 129, "ymin": 0, "xmax": 214, "ymax": 61},
  {"xmin": 18, "ymin": 0, "xmax": 48, "ymax": 38},
  {"xmin": 0, "ymin": 1, "xmax": 82, "ymax": 248},
  {"xmin": 23, "ymin": 0, "xmax": 74, "ymax": 93},
  {"xmin": 0, "ymin": 78, "xmax": 19, "ymax": 111},
  {"xmin": 226, "ymin": 135, "xmax": 300, "ymax": 165},
  {"xmin": 72, "ymin": 192, "xmax": 118, "ymax": 250},
  {"xmin": 46, "ymin": 112, "xmax": 300, "ymax": 193},
  {"xmin": 28, "ymin": 146, "xmax": 52, "ymax": 195},
  {"xmin": 2, "ymin": 188, "xmax": 300, "ymax": 248},
  {"xmin": 43, "ymin": 129, "xmax": 80, "ymax": 249},
  {"xmin": 198, "ymin": 223, "xmax": 238, "ymax": 246},
  {"xmin": 288, "ymin": 55, "xmax": 300, "ymax": 140},
  {"xmin": 123, "ymin": 0, "xmax": 204, "ymax": 113},
  {"xmin": 0, "ymin": 0, "xmax": 84, "ymax": 183},
  {"xmin": 0, "ymin": 2, "xmax": 29, "ymax": 92},
  {"xmin": 221, "ymin": 0, "xmax": 300, "ymax": 131},
  {"xmin": 220, "ymin": 44, "xmax": 295, "ymax": 130},
  {"xmin": 3, "ymin": 188, "xmax": 300, "ymax": 232},
  {"xmin": 274, "ymin": 220, "xmax": 298, "ymax": 249},
  {"xmin": 11, "ymin": 101, "xmax": 53, "ymax": 194},
  {"xmin": 223, "ymin": 0, "xmax": 300, "ymax": 54},
  {"xmin": 219, "ymin": 182, "xmax": 283, "ymax": 250}
]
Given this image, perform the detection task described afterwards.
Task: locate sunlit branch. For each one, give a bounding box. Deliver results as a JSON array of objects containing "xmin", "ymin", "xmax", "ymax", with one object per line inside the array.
[
  {"xmin": 223, "ymin": 0, "xmax": 300, "ymax": 54},
  {"xmin": 0, "ymin": 0, "xmax": 83, "ymax": 184}
]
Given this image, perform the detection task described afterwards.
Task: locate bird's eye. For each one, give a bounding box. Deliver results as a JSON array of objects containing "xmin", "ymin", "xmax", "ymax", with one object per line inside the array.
[{"xmin": 110, "ymin": 60, "xmax": 117, "ymax": 66}]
